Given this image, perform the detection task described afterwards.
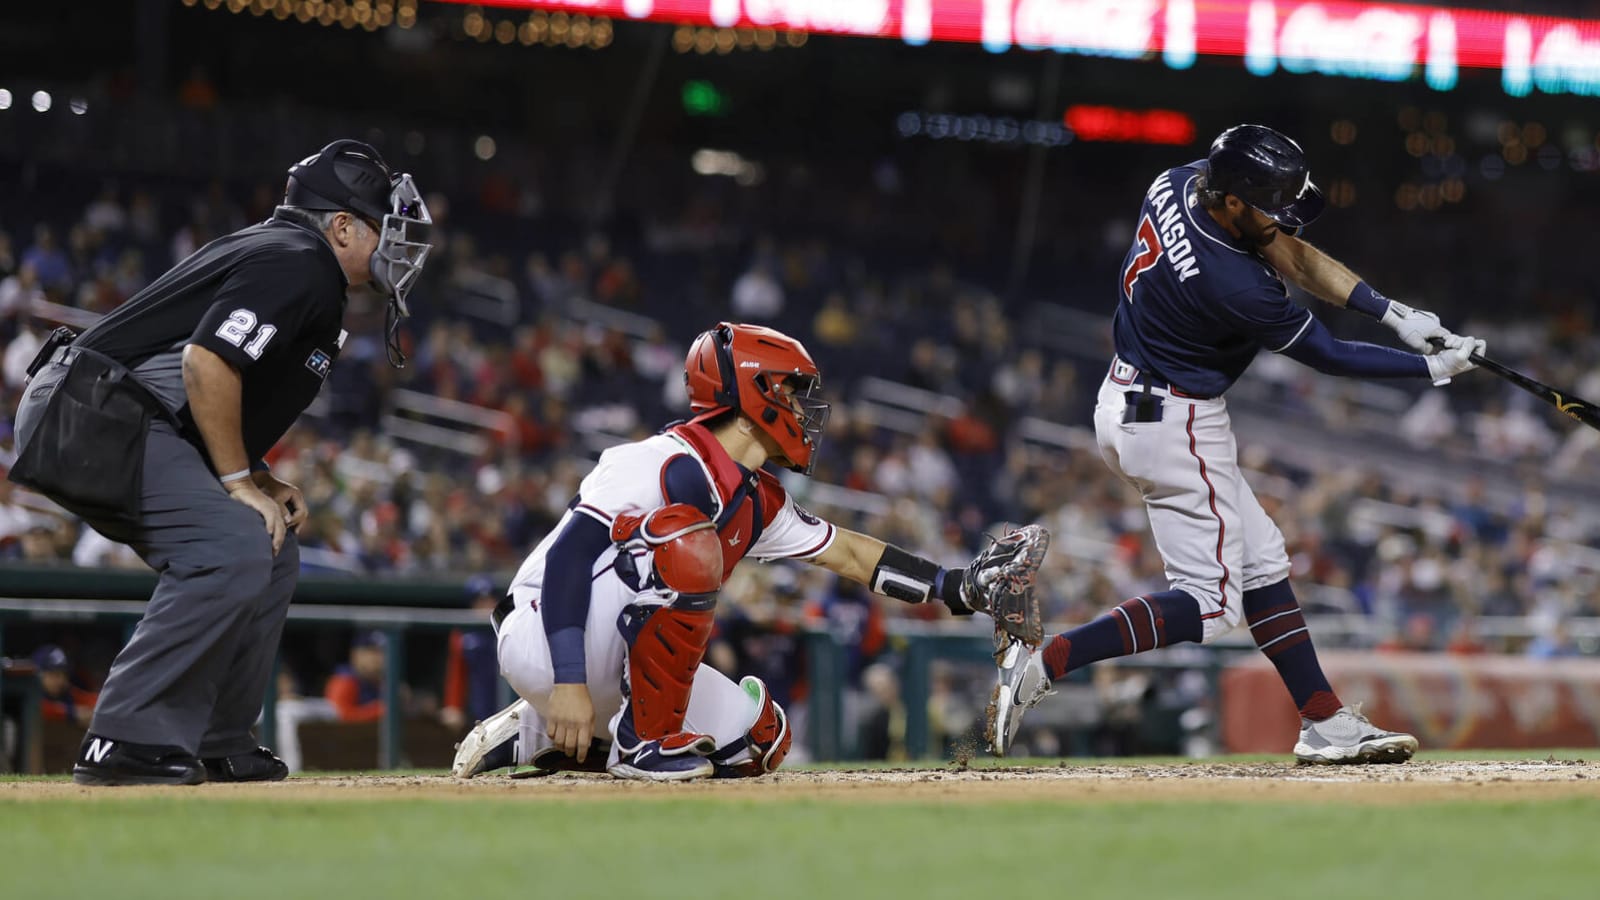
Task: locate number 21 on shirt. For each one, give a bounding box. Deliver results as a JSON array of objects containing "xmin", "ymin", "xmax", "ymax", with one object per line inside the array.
[
  {"xmin": 1121, "ymin": 214, "xmax": 1161, "ymax": 303},
  {"xmin": 216, "ymin": 308, "xmax": 278, "ymax": 360}
]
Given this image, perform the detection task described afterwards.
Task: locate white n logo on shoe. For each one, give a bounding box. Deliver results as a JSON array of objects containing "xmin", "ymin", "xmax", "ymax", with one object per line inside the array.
[{"xmin": 85, "ymin": 738, "xmax": 115, "ymax": 763}]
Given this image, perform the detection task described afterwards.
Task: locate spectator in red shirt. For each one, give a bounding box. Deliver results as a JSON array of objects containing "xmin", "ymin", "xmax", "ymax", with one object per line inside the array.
[{"xmin": 324, "ymin": 632, "xmax": 388, "ymax": 723}]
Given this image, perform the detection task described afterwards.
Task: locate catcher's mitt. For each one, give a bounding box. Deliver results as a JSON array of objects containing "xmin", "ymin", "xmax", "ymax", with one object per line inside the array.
[{"xmin": 960, "ymin": 524, "xmax": 1050, "ymax": 651}]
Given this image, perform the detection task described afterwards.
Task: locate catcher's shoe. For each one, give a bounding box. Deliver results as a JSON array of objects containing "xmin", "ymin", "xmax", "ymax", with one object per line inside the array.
[
  {"xmin": 985, "ymin": 638, "xmax": 1054, "ymax": 757},
  {"xmin": 508, "ymin": 740, "xmax": 613, "ymax": 779},
  {"xmin": 608, "ymin": 733, "xmax": 716, "ymax": 782},
  {"xmin": 1293, "ymin": 704, "xmax": 1418, "ymax": 765},
  {"xmin": 451, "ymin": 698, "xmax": 528, "ymax": 778}
]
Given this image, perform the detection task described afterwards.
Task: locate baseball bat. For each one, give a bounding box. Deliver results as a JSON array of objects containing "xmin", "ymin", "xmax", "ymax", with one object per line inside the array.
[{"xmin": 1430, "ymin": 338, "xmax": 1600, "ymax": 432}]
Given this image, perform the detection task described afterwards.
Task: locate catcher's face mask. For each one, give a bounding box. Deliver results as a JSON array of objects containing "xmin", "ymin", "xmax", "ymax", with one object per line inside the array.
[{"xmin": 369, "ymin": 174, "xmax": 432, "ymax": 367}]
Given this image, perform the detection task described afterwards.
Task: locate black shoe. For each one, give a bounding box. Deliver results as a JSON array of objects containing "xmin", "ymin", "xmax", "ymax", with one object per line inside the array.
[
  {"xmin": 202, "ymin": 746, "xmax": 289, "ymax": 782},
  {"xmin": 511, "ymin": 740, "xmax": 613, "ymax": 778},
  {"xmin": 72, "ymin": 734, "xmax": 207, "ymax": 786}
]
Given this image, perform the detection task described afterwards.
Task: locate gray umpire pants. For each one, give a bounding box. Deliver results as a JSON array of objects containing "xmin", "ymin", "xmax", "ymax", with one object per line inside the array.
[{"xmin": 15, "ymin": 362, "xmax": 297, "ymax": 758}]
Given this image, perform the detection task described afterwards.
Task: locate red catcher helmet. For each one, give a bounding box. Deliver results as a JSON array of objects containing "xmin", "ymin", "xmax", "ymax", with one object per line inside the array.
[{"xmin": 684, "ymin": 322, "xmax": 829, "ymax": 475}]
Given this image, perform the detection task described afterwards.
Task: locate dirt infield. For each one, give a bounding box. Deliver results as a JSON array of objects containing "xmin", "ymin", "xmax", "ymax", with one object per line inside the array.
[{"xmin": 6, "ymin": 759, "xmax": 1598, "ymax": 804}]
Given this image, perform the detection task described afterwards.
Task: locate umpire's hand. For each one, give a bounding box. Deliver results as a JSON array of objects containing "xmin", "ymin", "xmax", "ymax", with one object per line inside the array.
[
  {"xmin": 225, "ymin": 480, "xmax": 287, "ymax": 554},
  {"xmin": 253, "ymin": 471, "xmax": 309, "ymax": 532}
]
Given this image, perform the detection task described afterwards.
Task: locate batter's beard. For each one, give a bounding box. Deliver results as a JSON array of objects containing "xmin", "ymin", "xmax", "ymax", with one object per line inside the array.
[{"xmin": 1233, "ymin": 211, "xmax": 1278, "ymax": 247}]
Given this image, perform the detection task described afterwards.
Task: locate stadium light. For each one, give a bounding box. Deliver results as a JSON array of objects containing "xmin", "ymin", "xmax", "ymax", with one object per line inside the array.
[
  {"xmin": 0, "ymin": 89, "xmax": 11, "ymax": 111},
  {"xmin": 32, "ymin": 90, "xmax": 51, "ymax": 113}
]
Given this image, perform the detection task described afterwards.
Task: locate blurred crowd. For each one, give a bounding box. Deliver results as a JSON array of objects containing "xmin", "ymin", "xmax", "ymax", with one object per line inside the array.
[{"xmin": 4, "ymin": 139, "xmax": 1600, "ymax": 721}]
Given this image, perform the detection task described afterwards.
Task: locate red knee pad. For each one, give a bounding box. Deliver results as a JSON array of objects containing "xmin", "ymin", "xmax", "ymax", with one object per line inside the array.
[
  {"xmin": 723, "ymin": 676, "xmax": 792, "ymax": 778},
  {"xmin": 625, "ymin": 606, "xmax": 715, "ymax": 740},
  {"xmin": 612, "ymin": 504, "xmax": 723, "ymax": 596}
]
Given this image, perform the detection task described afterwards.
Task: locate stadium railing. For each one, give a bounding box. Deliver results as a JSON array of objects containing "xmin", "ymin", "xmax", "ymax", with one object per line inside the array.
[{"xmin": 6, "ymin": 567, "xmax": 1598, "ymax": 772}]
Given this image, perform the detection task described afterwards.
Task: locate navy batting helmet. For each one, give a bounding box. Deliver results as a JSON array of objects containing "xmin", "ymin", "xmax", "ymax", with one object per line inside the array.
[{"xmin": 1204, "ymin": 124, "xmax": 1325, "ymax": 229}]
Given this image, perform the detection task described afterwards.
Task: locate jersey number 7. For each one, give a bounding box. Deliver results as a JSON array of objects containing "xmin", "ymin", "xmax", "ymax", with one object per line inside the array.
[{"xmin": 1121, "ymin": 214, "xmax": 1162, "ymax": 302}]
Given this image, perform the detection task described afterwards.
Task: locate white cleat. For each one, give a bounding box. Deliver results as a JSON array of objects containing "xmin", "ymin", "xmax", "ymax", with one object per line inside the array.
[
  {"xmin": 451, "ymin": 698, "xmax": 528, "ymax": 778},
  {"xmin": 1293, "ymin": 704, "xmax": 1418, "ymax": 765},
  {"xmin": 985, "ymin": 638, "xmax": 1054, "ymax": 757}
]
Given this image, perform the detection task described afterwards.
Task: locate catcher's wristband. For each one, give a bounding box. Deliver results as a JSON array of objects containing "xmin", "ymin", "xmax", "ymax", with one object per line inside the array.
[{"xmin": 869, "ymin": 545, "xmax": 973, "ymax": 616}]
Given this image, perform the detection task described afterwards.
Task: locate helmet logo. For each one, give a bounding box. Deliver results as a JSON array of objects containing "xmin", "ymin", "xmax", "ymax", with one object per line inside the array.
[{"xmin": 740, "ymin": 361, "xmax": 761, "ymax": 368}]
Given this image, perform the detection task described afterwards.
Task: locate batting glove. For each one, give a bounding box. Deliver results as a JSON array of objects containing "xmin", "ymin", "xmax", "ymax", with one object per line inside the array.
[
  {"xmin": 1425, "ymin": 334, "xmax": 1485, "ymax": 386},
  {"xmin": 1381, "ymin": 301, "xmax": 1451, "ymax": 354}
]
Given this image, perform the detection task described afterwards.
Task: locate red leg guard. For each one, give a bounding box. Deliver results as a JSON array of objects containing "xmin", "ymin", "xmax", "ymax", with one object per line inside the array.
[
  {"xmin": 720, "ymin": 676, "xmax": 792, "ymax": 778},
  {"xmin": 624, "ymin": 606, "xmax": 715, "ymax": 740}
]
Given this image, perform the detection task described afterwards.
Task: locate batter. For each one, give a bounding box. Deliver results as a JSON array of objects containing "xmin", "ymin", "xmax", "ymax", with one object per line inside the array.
[{"xmin": 989, "ymin": 124, "xmax": 1484, "ymax": 764}]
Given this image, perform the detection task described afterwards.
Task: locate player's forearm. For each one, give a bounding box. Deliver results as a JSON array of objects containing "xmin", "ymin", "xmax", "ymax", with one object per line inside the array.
[
  {"xmin": 812, "ymin": 528, "xmax": 884, "ymax": 585},
  {"xmin": 541, "ymin": 514, "xmax": 614, "ymax": 683},
  {"xmin": 1259, "ymin": 234, "xmax": 1363, "ymax": 305},
  {"xmin": 182, "ymin": 343, "xmax": 251, "ymax": 477},
  {"xmin": 1280, "ymin": 319, "xmax": 1428, "ymax": 379},
  {"xmin": 816, "ymin": 530, "xmax": 970, "ymax": 614}
]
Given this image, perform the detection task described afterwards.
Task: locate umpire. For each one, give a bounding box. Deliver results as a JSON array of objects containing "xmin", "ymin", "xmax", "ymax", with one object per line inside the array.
[{"xmin": 8, "ymin": 140, "xmax": 432, "ymax": 785}]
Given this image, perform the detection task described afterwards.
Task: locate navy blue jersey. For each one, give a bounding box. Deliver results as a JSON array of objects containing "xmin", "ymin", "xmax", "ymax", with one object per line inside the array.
[{"xmin": 1111, "ymin": 162, "xmax": 1314, "ymax": 397}]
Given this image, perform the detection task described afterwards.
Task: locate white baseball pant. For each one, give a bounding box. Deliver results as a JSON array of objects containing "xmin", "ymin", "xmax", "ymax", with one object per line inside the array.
[
  {"xmin": 495, "ymin": 582, "xmax": 762, "ymax": 768},
  {"xmin": 1093, "ymin": 368, "xmax": 1292, "ymax": 643}
]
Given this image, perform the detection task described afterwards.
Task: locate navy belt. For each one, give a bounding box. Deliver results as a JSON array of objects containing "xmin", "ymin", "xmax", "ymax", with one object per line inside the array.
[{"xmin": 1107, "ymin": 357, "xmax": 1211, "ymax": 399}]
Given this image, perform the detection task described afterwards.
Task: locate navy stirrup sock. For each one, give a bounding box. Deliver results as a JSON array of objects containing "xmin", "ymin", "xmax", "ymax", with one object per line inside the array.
[
  {"xmin": 1244, "ymin": 579, "xmax": 1342, "ymax": 721},
  {"xmin": 1041, "ymin": 590, "xmax": 1203, "ymax": 681}
]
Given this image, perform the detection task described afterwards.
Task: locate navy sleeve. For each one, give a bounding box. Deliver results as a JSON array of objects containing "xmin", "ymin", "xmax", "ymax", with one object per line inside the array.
[
  {"xmin": 660, "ymin": 454, "xmax": 718, "ymax": 519},
  {"xmin": 1278, "ymin": 316, "xmax": 1430, "ymax": 379},
  {"xmin": 541, "ymin": 513, "xmax": 616, "ymax": 684},
  {"xmin": 1216, "ymin": 284, "xmax": 1316, "ymax": 353}
]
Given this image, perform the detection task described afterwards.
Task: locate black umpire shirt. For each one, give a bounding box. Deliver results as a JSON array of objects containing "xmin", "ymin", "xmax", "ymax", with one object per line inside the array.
[{"xmin": 72, "ymin": 213, "xmax": 349, "ymax": 464}]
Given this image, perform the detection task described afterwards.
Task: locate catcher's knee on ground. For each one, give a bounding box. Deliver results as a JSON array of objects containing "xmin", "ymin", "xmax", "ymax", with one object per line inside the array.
[{"xmin": 705, "ymin": 675, "xmax": 792, "ymax": 778}]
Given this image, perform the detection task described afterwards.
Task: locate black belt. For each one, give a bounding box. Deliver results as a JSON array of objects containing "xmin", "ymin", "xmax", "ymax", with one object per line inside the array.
[{"xmin": 491, "ymin": 594, "xmax": 515, "ymax": 631}]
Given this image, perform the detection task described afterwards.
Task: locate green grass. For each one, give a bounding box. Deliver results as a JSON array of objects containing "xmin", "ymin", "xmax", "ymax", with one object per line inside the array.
[
  {"xmin": 4, "ymin": 752, "xmax": 1595, "ymax": 899},
  {"xmin": 3, "ymin": 794, "xmax": 1596, "ymax": 900}
]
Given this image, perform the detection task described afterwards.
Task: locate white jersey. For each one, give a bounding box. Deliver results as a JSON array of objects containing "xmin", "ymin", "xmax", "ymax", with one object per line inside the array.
[
  {"xmin": 509, "ymin": 423, "xmax": 836, "ymax": 598},
  {"xmin": 496, "ymin": 421, "xmax": 837, "ymax": 761}
]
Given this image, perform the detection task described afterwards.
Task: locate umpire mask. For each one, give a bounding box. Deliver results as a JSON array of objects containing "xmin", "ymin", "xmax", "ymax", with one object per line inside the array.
[
  {"xmin": 285, "ymin": 139, "xmax": 434, "ymax": 367},
  {"xmin": 370, "ymin": 174, "xmax": 432, "ymax": 367}
]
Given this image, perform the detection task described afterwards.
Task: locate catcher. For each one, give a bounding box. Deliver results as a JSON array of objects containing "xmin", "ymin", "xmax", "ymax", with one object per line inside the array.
[{"xmin": 453, "ymin": 322, "xmax": 1047, "ymax": 781}]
